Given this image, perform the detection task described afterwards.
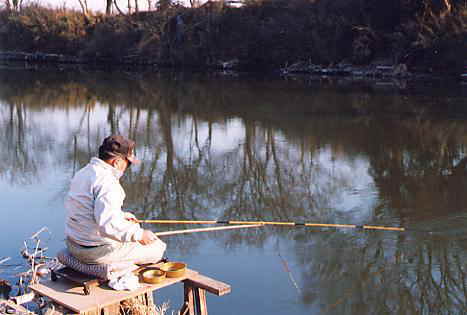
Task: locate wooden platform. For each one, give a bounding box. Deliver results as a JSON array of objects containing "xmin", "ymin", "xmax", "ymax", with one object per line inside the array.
[{"xmin": 29, "ymin": 268, "xmax": 230, "ymax": 315}]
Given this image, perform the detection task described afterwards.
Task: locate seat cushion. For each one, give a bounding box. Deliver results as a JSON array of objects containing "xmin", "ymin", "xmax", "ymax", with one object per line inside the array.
[{"xmin": 56, "ymin": 249, "xmax": 111, "ymax": 280}]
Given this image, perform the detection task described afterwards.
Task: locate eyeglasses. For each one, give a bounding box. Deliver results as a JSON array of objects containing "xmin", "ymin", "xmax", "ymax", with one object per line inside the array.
[{"xmin": 117, "ymin": 157, "xmax": 131, "ymax": 168}]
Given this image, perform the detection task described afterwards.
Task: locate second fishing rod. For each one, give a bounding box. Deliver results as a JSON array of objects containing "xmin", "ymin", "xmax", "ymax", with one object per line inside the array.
[{"xmin": 137, "ymin": 219, "xmax": 406, "ymax": 232}]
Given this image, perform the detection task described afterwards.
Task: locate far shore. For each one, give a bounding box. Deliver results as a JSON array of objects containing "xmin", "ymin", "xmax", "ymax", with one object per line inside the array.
[
  {"xmin": 1, "ymin": 51, "xmax": 465, "ymax": 83},
  {"xmin": 0, "ymin": 1, "xmax": 465, "ymax": 79}
]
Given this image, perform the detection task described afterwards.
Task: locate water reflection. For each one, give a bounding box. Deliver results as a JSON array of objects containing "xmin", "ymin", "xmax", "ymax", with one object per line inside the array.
[{"xmin": 0, "ymin": 69, "xmax": 465, "ymax": 313}]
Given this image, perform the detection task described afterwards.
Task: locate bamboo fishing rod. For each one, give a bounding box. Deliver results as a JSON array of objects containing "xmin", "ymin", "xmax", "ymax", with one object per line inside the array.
[
  {"xmin": 139, "ymin": 219, "xmax": 405, "ymax": 232},
  {"xmin": 154, "ymin": 224, "xmax": 263, "ymax": 236}
]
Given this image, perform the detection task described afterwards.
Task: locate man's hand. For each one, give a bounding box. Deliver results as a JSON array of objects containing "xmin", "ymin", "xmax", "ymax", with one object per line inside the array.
[
  {"xmin": 139, "ymin": 230, "xmax": 158, "ymax": 245},
  {"xmin": 124, "ymin": 212, "xmax": 138, "ymax": 223}
]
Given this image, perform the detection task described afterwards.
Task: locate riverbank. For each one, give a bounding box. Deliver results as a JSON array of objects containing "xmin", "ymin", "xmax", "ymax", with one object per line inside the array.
[{"xmin": 0, "ymin": 1, "xmax": 466, "ymax": 77}]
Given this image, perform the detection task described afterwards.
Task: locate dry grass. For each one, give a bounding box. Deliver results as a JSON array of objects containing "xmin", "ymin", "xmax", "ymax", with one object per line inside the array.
[
  {"xmin": 120, "ymin": 297, "xmax": 155, "ymax": 315},
  {"xmin": 121, "ymin": 298, "xmax": 174, "ymax": 315}
]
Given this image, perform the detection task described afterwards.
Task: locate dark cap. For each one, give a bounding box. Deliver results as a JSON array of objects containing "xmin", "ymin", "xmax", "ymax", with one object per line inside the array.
[{"xmin": 99, "ymin": 135, "xmax": 140, "ymax": 164}]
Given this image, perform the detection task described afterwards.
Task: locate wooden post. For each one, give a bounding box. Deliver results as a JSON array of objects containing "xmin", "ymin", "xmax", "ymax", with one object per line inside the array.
[
  {"xmin": 102, "ymin": 303, "xmax": 120, "ymax": 315},
  {"xmin": 182, "ymin": 284, "xmax": 208, "ymax": 315},
  {"xmin": 194, "ymin": 288, "xmax": 208, "ymax": 315},
  {"xmin": 145, "ymin": 291, "xmax": 155, "ymax": 309},
  {"xmin": 182, "ymin": 283, "xmax": 195, "ymax": 315}
]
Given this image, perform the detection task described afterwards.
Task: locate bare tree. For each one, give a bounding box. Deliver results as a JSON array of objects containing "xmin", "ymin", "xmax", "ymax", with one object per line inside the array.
[
  {"xmin": 2, "ymin": 0, "xmax": 11, "ymax": 10},
  {"xmin": 105, "ymin": 0, "xmax": 112, "ymax": 15},
  {"xmin": 3, "ymin": 0, "xmax": 25, "ymax": 11},
  {"xmin": 77, "ymin": 0, "xmax": 88, "ymax": 16},
  {"xmin": 110, "ymin": 0, "xmax": 140, "ymax": 15}
]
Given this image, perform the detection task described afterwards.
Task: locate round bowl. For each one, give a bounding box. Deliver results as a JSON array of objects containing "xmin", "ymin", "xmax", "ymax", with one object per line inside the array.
[
  {"xmin": 160, "ymin": 262, "xmax": 187, "ymax": 278},
  {"xmin": 141, "ymin": 268, "xmax": 166, "ymax": 284}
]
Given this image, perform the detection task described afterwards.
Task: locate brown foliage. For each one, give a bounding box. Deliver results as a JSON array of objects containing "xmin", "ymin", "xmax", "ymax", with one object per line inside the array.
[
  {"xmin": 397, "ymin": 3, "xmax": 467, "ymax": 74},
  {"xmin": 0, "ymin": 4, "xmax": 89, "ymax": 54},
  {"xmin": 0, "ymin": 1, "xmax": 465, "ymax": 73}
]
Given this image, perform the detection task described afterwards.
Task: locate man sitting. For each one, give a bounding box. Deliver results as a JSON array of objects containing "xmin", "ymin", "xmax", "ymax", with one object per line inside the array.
[{"xmin": 64, "ymin": 135, "xmax": 166, "ymax": 269}]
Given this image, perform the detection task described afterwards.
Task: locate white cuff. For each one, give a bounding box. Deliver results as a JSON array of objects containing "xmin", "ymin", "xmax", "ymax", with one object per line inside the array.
[{"xmin": 132, "ymin": 228, "xmax": 144, "ymax": 242}]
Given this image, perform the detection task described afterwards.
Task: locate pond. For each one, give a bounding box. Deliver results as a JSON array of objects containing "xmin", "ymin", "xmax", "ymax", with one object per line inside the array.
[{"xmin": 0, "ymin": 68, "xmax": 466, "ymax": 314}]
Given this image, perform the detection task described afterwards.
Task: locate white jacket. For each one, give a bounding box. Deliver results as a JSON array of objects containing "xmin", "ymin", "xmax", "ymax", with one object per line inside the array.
[{"xmin": 65, "ymin": 157, "xmax": 144, "ymax": 246}]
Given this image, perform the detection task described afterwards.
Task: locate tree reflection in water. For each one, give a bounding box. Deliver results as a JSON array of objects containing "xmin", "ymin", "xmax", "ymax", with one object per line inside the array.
[{"xmin": 0, "ymin": 69, "xmax": 465, "ymax": 313}]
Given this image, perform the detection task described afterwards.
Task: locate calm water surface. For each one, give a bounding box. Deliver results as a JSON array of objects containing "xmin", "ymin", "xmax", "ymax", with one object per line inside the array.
[{"xmin": 0, "ymin": 69, "xmax": 466, "ymax": 314}]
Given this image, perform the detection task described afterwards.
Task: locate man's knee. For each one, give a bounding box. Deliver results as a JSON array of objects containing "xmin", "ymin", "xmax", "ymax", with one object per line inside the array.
[{"xmin": 133, "ymin": 239, "xmax": 166, "ymax": 264}]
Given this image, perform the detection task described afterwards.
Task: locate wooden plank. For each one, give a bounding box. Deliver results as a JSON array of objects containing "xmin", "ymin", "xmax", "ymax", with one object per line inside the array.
[
  {"xmin": 184, "ymin": 274, "xmax": 231, "ymax": 296},
  {"xmin": 30, "ymin": 269, "xmax": 198, "ymax": 314}
]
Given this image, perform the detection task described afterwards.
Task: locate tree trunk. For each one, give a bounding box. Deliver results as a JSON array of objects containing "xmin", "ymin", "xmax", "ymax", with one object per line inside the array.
[
  {"xmin": 105, "ymin": 0, "xmax": 112, "ymax": 15},
  {"xmin": 440, "ymin": 0, "xmax": 452, "ymax": 18},
  {"xmin": 114, "ymin": 0, "xmax": 125, "ymax": 15},
  {"xmin": 190, "ymin": 0, "xmax": 200, "ymax": 8},
  {"xmin": 12, "ymin": 0, "xmax": 17, "ymax": 11},
  {"xmin": 160, "ymin": 0, "xmax": 170, "ymax": 11}
]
